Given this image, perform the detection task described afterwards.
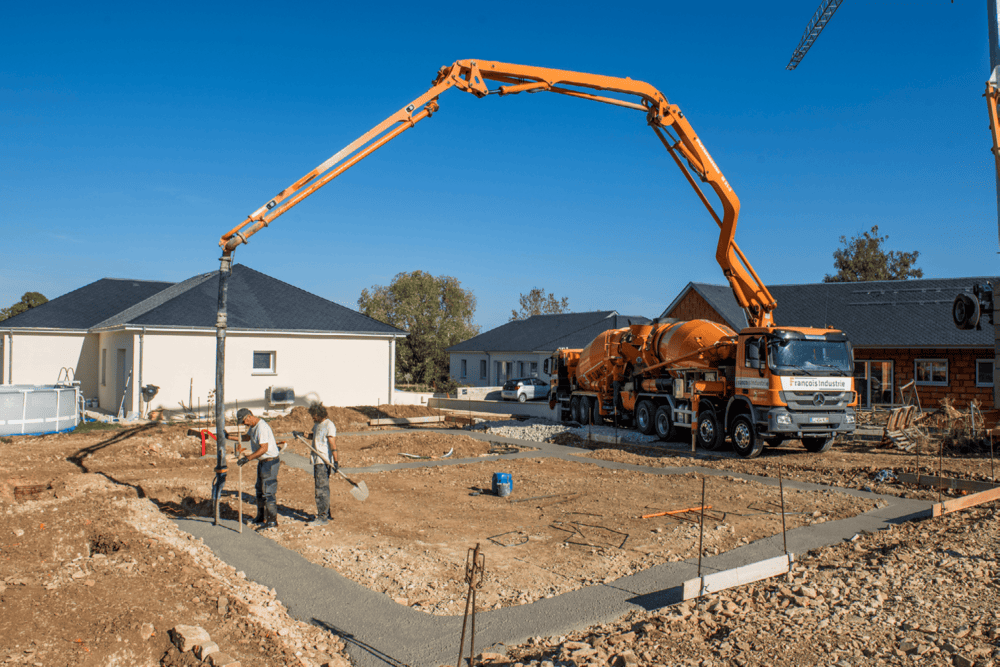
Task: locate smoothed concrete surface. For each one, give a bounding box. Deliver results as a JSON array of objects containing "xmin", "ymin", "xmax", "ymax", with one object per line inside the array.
[{"xmin": 178, "ymin": 432, "xmax": 934, "ymax": 667}]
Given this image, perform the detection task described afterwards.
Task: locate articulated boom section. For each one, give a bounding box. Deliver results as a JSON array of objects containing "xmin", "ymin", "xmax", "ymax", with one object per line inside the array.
[{"xmin": 217, "ymin": 59, "xmax": 776, "ymax": 326}]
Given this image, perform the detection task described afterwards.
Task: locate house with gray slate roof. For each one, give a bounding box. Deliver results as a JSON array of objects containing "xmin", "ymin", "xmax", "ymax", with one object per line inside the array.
[
  {"xmin": 0, "ymin": 265, "xmax": 406, "ymax": 417},
  {"xmin": 446, "ymin": 311, "xmax": 651, "ymax": 387},
  {"xmin": 661, "ymin": 277, "xmax": 998, "ymax": 411}
]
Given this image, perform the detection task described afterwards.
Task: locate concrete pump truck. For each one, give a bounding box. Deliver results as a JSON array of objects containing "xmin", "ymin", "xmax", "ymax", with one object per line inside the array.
[{"xmin": 209, "ymin": 60, "xmax": 857, "ymax": 521}]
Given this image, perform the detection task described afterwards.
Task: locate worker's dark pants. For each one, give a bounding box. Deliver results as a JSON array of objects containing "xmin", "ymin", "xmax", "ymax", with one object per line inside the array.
[
  {"xmin": 255, "ymin": 458, "xmax": 280, "ymax": 505},
  {"xmin": 314, "ymin": 463, "xmax": 331, "ymax": 519}
]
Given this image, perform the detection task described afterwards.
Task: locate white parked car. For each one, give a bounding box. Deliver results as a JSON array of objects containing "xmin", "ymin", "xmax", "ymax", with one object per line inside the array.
[{"xmin": 501, "ymin": 378, "xmax": 549, "ymax": 403}]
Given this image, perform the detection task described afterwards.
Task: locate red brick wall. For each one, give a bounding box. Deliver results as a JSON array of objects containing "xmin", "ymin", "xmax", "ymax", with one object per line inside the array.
[
  {"xmin": 667, "ymin": 289, "xmax": 730, "ymax": 326},
  {"xmin": 854, "ymin": 348, "xmax": 994, "ymax": 410}
]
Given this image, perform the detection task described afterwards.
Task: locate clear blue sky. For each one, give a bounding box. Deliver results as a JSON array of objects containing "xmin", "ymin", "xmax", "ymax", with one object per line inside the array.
[{"xmin": 2, "ymin": 1, "xmax": 995, "ymax": 333}]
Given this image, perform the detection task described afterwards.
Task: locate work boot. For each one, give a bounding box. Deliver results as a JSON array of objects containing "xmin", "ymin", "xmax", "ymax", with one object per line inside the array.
[
  {"xmin": 308, "ymin": 515, "xmax": 328, "ymax": 527},
  {"xmin": 252, "ymin": 500, "xmax": 265, "ymax": 525},
  {"xmin": 263, "ymin": 502, "xmax": 278, "ymax": 529}
]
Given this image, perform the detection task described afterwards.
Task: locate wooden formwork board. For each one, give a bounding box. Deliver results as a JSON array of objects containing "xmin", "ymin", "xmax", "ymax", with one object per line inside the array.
[
  {"xmin": 682, "ymin": 553, "xmax": 795, "ymax": 600},
  {"xmin": 932, "ymin": 486, "xmax": 1000, "ymax": 517},
  {"xmin": 897, "ymin": 472, "xmax": 997, "ymax": 493}
]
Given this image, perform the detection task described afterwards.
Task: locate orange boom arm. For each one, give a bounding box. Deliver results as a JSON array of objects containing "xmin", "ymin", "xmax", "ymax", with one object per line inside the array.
[{"xmin": 219, "ymin": 59, "xmax": 777, "ymax": 327}]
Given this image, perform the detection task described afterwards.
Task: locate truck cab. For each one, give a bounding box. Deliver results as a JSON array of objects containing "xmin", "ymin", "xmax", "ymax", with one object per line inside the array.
[{"xmin": 729, "ymin": 327, "xmax": 856, "ymax": 455}]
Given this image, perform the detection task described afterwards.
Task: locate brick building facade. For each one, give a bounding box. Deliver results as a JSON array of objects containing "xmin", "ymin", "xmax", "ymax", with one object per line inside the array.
[{"xmin": 662, "ymin": 279, "xmax": 997, "ymax": 412}]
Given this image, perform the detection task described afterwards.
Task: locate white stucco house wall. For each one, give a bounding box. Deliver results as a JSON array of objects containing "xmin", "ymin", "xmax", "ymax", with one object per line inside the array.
[
  {"xmin": 0, "ymin": 266, "xmax": 406, "ymax": 418},
  {"xmin": 446, "ymin": 311, "xmax": 651, "ymax": 388}
]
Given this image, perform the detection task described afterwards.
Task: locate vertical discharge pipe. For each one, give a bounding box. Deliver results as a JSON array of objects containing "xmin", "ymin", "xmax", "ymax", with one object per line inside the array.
[{"xmin": 212, "ymin": 254, "xmax": 232, "ymax": 526}]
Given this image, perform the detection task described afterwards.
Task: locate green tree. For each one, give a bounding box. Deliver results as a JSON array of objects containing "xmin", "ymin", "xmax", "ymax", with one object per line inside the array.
[
  {"xmin": 823, "ymin": 226, "xmax": 923, "ymax": 283},
  {"xmin": 358, "ymin": 271, "xmax": 480, "ymax": 386},
  {"xmin": 509, "ymin": 287, "xmax": 570, "ymax": 321},
  {"xmin": 0, "ymin": 292, "xmax": 48, "ymax": 321}
]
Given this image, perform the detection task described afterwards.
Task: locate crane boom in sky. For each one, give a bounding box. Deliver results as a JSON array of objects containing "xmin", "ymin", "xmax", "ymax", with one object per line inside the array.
[{"xmin": 786, "ymin": 0, "xmax": 845, "ymax": 70}]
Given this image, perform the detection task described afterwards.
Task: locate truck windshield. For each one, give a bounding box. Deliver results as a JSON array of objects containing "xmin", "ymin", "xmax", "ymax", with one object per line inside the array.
[{"xmin": 768, "ymin": 339, "xmax": 852, "ymax": 375}]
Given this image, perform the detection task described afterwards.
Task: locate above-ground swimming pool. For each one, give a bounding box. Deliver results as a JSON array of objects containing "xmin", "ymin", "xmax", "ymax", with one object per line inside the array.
[{"xmin": 0, "ymin": 384, "xmax": 80, "ymax": 436}]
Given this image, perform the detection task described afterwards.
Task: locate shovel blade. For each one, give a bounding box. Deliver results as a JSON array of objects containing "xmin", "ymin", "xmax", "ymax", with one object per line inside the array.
[{"xmin": 350, "ymin": 480, "xmax": 369, "ymax": 502}]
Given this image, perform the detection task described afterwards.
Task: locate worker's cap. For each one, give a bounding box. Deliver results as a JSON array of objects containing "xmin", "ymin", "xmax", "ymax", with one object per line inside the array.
[{"xmin": 236, "ymin": 408, "xmax": 253, "ymax": 425}]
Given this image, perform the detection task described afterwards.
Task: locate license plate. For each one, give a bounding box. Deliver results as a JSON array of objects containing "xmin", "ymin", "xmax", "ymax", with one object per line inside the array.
[{"xmin": 810, "ymin": 417, "xmax": 829, "ymax": 423}]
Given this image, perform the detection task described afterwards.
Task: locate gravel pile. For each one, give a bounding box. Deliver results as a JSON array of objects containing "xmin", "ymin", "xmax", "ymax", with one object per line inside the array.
[
  {"xmin": 487, "ymin": 506, "xmax": 1000, "ymax": 667},
  {"xmin": 470, "ymin": 418, "xmax": 571, "ymax": 442},
  {"xmin": 469, "ymin": 418, "xmax": 663, "ymax": 446}
]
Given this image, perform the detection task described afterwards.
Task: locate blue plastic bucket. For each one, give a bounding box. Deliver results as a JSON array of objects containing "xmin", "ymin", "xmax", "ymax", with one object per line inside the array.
[{"xmin": 492, "ymin": 472, "xmax": 512, "ymax": 497}]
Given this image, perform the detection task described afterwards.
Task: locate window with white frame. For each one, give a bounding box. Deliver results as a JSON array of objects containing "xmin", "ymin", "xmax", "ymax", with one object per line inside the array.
[
  {"xmin": 101, "ymin": 349, "xmax": 107, "ymax": 386},
  {"xmin": 480, "ymin": 360, "xmax": 487, "ymax": 379},
  {"xmin": 977, "ymin": 359, "xmax": 994, "ymax": 387},
  {"xmin": 530, "ymin": 361, "xmax": 538, "ymax": 376},
  {"xmin": 461, "ymin": 359, "xmax": 467, "ymax": 378},
  {"xmin": 253, "ymin": 351, "xmax": 276, "ymax": 374},
  {"xmin": 915, "ymin": 358, "xmax": 948, "ymax": 386}
]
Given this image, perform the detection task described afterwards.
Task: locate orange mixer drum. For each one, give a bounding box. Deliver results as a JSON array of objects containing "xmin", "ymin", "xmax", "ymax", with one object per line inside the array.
[
  {"xmin": 575, "ymin": 328, "xmax": 625, "ymax": 391},
  {"xmin": 654, "ymin": 319, "xmax": 737, "ymax": 370}
]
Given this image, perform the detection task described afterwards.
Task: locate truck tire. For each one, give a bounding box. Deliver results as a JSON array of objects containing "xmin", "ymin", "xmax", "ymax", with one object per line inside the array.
[
  {"xmin": 569, "ymin": 396, "xmax": 581, "ymax": 423},
  {"xmin": 654, "ymin": 405, "xmax": 674, "ymax": 441},
  {"xmin": 591, "ymin": 399, "xmax": 604, "ymax": 426},
  {"xmin": 696, "ymin": 409, "xmax": 723, "ymax": 451},
  {"xmin": 577, "ymin": 396, "xmax": 591, "ymax": 425},
  {"xmin": 731, "ymin": 414, "xmax": 763, "ymax": 459},
  {"xmin": 635, "ymin": 400, "xmax": 655, "ymax": 435},
  {"xmin": 802, "ymin": 435, "xmax": 834, "ymax": 453}
]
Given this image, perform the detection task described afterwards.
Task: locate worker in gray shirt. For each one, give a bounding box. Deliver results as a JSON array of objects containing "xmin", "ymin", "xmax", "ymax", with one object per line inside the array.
[
  {"xmin": 307, "ymin": 401, "xmax": 339, "ymax": 526},
  {"xmin": 235, "ymin": 408, "xmax": 281, "ymax": 529}
]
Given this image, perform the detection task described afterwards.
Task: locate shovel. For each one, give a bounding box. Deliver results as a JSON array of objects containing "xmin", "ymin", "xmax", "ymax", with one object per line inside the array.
[{"xmin": 292, "ymin": 432, "xmax": 368, "ymax": 502}]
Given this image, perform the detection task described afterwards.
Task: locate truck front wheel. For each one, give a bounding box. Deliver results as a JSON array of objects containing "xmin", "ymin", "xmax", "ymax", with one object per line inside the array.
[
  {"xmin": 696, "ymin": 409, "xmax": 723, "ymax": 451},
  {"xmin": 577, "ymin": 397, "xmax": 591, "ymax": 425},
  {"xmin": 635, "ymin": 400, "xmax": 655, "ymax": 435},
  {"xmin": 731, "ymin": 415, "xmax": 763, "ymax": 459},
  {"xmin": 654, "ymin": 406, "xmax": 674, "ymax": 441},
  {"xmin": 802, "ymin": 435, "xmax": 834, "ymax": 453}
]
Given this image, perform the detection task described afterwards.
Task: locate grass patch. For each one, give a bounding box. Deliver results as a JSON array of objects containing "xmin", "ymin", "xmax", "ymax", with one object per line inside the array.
[{"xmin": 74, "ymin": 420, "xmax": 124, "ymax": 434}]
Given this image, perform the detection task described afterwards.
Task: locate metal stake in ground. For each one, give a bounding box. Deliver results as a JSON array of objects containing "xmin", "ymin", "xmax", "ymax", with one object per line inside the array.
[
  {"xmin": 457, "ymin": 543, "xmax": 485, "ymax": 667},
  {"xmin": 236, "ymin": 400, "xmax": 242, "ymax": 534},
  {"xmin": 938, "ymin": 437, "xmax": 945, "ymax": 504},
  {"xmin": 991, "ymin": 428, "xmax": 995, "ymax": 485},
  {"xmin": 778, "ymin": 465, "xmax": 788, "ymax": 557},
  {"xmin": 697, "ymin": 477, "xmax": 706, "ymax": 585}
]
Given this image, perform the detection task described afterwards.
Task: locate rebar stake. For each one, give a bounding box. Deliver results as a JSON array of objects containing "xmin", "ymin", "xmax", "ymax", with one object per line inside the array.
[
  {"xmin": 991, "ymin": 428, "xmax": 995, "ymax": 486},
  {"xmin": 938, "ymin": 437, "xmax": 945, "ymax": 504},
  {"xmin": 457, "ymin": 543, "xmax": 485, "ymax": 667},
  {"xmin": 697, "ymin": 477, "xmax": 706, "ymax": 580},
  {"xmin": 778, "ymin": 465, "xmax": 788, "ymax": 561}
]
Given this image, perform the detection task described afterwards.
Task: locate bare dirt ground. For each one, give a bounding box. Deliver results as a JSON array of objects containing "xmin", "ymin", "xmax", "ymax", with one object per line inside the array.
[{"xmin": 2, "ymin": 408, "xmax": 999, "ymax": 667}]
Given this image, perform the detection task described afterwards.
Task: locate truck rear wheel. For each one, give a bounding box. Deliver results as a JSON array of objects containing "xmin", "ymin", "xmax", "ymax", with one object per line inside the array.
[
  {"xmin": 569, "ymin": 396, "xmax": 581, "ymax": 423},
  {"xmin": 802, "ymin": 436, "xmax": 834, "ymax": 453},
  {"xmin": 591, "ymin": 399, "xmax": 604, "ymax": 426},
  {"xmin": 654, "ymin": 406, "xmax": 674, "ymax": 441},
  {"xmin": 696, "ymin": 409, "xmax": 723, "ymax": 451},
  {"xmin": 731, "ymin": 414, "xmax": 763, "ymax": 459},
  {"xmin": 635, "ymin": 400, "xmax": 655, "ymax": 435},
  {"xmin": 577, "ymin": 397, "xmax": 591, "ymax": 425}
]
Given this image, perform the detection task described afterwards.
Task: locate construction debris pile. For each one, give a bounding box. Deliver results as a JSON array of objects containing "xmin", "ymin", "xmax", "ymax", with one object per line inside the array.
[{"xmin": 493, "ymin": 506, "xmax": 1000, "ymax": 667}]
